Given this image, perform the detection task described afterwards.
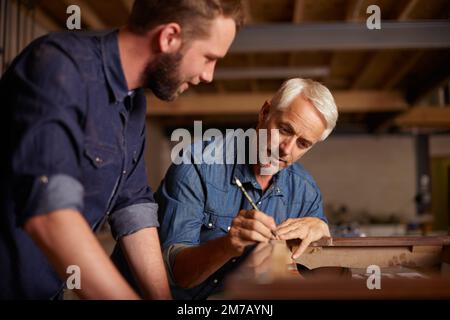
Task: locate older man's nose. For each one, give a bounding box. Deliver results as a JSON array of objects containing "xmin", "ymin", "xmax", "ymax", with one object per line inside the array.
[{"xmin": 280, "ymin": 137, "xmax": 296, "ymax": 155}]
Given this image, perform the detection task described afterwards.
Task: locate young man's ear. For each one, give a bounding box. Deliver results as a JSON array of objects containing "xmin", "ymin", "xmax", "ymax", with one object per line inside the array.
[{"xmin": 157, "ymin": 23, "xmax": 182, "ymax": 53}]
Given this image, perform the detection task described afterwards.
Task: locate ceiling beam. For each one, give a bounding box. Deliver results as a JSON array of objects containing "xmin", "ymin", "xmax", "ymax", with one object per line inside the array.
[
  {"xmin": 394, "ymin": 106, "xmax": 450, "ymax": 129},
  {"xmin": 406, "ymin": 57, "xmax": 450, "ymax": 105},
  {"xmin": 398, "ymin": 0, "xmax": 420, "ymax": 21},
  {"xmin": 289, "ymin": 0, "xmax": 305, "ymax": 66},
  {"xmin": 346, "ymin": 0, "xmax": 365, "ymax": 21},
  {"xmin": 351, "ymin": 0, "xmax": 421, "ymax": 89},
  {"xmin": 34, "ymin": 8, "xmax": 61, "ymax": 31},
  {"xmin": 146, "ymin": 91, "xmax": 408, "ymax": 116},
  {"xmin": 230, "ymin": 21, "xmax": 450, "ymax": 52},
  {"xmin": 293, "ymin": 0, "xmax": 305, "ymax": 23},
  {"xmin": 214, "ymin": 66, "xmax": 330, "ymax": 80},
  {"xmin": 383, "ymin": 51, "xmax": 423, "ymax": 90},
  {"xmin": 121, "ymin": 0, "xmax": 134, "ymax": 13},
  {"xmin": 241, "ymin": 0, "xmax": 253, "ymax": 24}
]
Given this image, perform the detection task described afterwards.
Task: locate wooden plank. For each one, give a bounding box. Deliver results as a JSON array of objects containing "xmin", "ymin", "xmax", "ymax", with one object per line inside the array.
[
  {"xmin": 221, "ymin": 239, "xmax": 450, "ymax": 299},
  {"xmin": 146, "ymin": 90, "xmax": 408, "ymax": 115},
  {"xmin": 293, "ymin": 246, "xmax": 443, "ymax": 269},
  {"xmin": 292, "ymin": 0, "xmax": 305, "ymax": 23},
  {"xmin": 346, "ymin": 0, "xmax": 365, "ymax": 21},
  {"xmin": 383, "ymin": 51, "xmax": 423, "ymax": 90},
  {"xmin": 121, "ymin": 0, "xmax": 134, "ymax": 13},
  {"xmin": 34, "ymin": 8, "xmax": 61, "ymax": 31},
  {"xmin": 224, "ymin": 277, "xmax": 450, "ymax": 299},
  {"xmin": 290, "ymin": 237, "xmax": 450, "ymax": 270},
  {"xmin": 394, "ymin": 106, "xmax": 450, "ymax": 129},
  {"xmin": 303, "ymin": 236, "xmax": 450, "ymax": 247},
  {"xmin": 230, "ymin": 22, "xmax": 450, "ymax": 52}
]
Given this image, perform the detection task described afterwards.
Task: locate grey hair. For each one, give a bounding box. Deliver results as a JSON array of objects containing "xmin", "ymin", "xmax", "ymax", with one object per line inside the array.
[{"xmin": 269, "ymin": 78, "xmax": 338, "ymax": 141}]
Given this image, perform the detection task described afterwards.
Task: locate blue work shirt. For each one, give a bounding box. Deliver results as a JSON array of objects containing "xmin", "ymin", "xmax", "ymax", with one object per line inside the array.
[
  {"xmin": 155, "ymin": 140, "xmax": 327, "ymax": 299},
  {"xmin": 0, "ymin": 30, "xmax": 158, "ymax": 299}
]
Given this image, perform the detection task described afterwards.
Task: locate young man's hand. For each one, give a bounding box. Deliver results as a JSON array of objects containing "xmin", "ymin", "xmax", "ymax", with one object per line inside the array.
[
  {"xmin": 226, "ymin": 209, "xmax": 277, "ymax": 256},
  {"xmin": 275, "ymin": 217, "xmax": 331, "ymax": 259}
]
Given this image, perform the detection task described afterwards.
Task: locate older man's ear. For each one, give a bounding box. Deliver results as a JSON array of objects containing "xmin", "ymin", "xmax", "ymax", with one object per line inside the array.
[{"xmin": 258, "ymin": 101, "xmax": 272, "ymax": 125}]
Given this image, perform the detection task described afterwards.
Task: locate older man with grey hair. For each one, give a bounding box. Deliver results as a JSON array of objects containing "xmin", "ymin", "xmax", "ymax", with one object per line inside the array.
[{"xmin": 114, "ymin": 78, "xmax": 338, "ymax": 299}]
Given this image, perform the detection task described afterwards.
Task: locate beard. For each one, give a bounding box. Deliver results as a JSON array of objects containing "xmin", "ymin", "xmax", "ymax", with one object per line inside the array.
[{"xmin": 141, "ymin": 51, "xmax": 184, "ymax": 101}]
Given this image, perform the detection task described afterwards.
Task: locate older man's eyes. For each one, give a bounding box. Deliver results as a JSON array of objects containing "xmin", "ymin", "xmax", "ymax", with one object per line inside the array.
[
  {"xmin": 297, "ymin": 140, "xmax": 308, "ymax": 148},
  {"xmin": 279, "ymin": 126, "xmax": 292, "ymax": 135}
]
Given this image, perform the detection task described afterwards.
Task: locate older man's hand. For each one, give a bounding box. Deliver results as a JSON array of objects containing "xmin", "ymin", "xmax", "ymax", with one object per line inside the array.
[
  {"xmin": 275, "ymin": 217, "xmax": 331, "ymax": 259},
  {"xmin": 226, "ymin": 209, "xmax": 277, "ymax": 256}
]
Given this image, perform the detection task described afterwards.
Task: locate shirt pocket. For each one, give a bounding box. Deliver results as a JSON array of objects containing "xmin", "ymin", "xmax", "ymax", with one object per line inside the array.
[
  {"xmin": 82, "ymin": 143, "xmax": 120, "ymax": 191},
  {"xmin": 84, "ymin": 143, "xmax": 118, "ymax": 168},
  {"xmin": 203, "ymin": 208, "xmax": 235, "ymax": 237}
]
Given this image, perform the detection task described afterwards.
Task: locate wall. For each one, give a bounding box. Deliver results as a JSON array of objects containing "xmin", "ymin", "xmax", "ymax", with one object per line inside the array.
[{"xmin": 299, "ymin": 135, "xmax": 417, "ymax": 223}]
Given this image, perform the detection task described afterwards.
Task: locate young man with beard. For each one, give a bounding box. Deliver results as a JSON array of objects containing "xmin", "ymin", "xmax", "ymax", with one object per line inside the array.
[
  {"xmin": 0, "ymin": 0, "xmax": 243, "ymax": 299},
  {"xmin": 154, "ymin": 78, "xmax": 338, "ymax": 299}
]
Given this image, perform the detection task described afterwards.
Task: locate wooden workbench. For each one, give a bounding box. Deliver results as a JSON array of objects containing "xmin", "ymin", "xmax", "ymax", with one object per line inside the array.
[{"xmin": 220, "ymin": 236, "xmax": 450, "ymax": 299}]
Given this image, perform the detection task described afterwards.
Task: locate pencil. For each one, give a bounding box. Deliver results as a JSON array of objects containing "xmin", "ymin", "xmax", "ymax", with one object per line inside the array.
[{"xmin": 234, "ymin": 177, "xmax": 278, "ymax": 239}]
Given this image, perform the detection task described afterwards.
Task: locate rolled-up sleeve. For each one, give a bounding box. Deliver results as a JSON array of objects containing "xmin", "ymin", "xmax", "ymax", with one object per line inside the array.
[
  {"xmin": 29, "ymin": 174, "xmax": 84, "ymax": 218},
  {"xmin": 109, "ymin": 202, "xmax": 159, "ymax": 240},
  {"xmin": 9, "ymin": 41, "xmax": 86, "ymax": 226}
]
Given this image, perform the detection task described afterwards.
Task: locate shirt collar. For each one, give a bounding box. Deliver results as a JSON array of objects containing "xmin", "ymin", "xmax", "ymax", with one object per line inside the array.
[
  {"xmin": 231, "ymin": 162, "xmax": 287, "ymax": 197},
  {"xmin": 101, "ymin": 30, "xmax": 130, "ymax": 103},
  {"xmin": 231, "ymin": 163, "xmax": 259, "ymax": 189}
]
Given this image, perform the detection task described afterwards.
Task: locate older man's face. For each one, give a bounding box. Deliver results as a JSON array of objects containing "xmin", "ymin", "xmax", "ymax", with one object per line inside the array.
[{"xmin": 258, "ymin": 94, "xmax": 327, "ymax": 173}]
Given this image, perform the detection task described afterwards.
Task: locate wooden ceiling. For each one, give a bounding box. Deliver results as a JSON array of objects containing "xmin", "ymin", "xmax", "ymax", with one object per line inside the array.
[{"xmin": 34, "ymin": 0, "xmax": 450, "ymax": 131}]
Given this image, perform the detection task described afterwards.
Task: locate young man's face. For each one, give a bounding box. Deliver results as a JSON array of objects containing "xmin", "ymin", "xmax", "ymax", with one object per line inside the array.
[
  {"xmin": 258, "ymin": 94, "xmax": 327, "ymax": 174},
  {"xmin": 144, "ymin": 16, "xmax": 236, "ymax": 101}
]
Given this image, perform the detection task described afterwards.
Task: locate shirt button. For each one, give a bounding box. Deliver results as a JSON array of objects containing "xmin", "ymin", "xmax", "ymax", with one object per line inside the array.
[
  {"xmin": 227, "ymin": 226, "xmax": 231, "ymax": 231},
  {"xmin": 213, "ymin": 279, "xmax": 218, "ymax": 284},
  {"xmin": 122, "ymin": 170, "xmax": 127, "ymax": 175},
  {"xmin": 257, "ymin": 201, "xmax": 262, "ymax": 205},
  {"xmin": 95, "ymin": 157, "xmax": 102, "ymax": 164},
  {"xmin": 39, "ymin": 175, "xmax": 49, "ymax": 184},
  {"xmin": 208, "ymin": 223, "xmax": 213, "ymax": 228},
  {"xmin": 231, "ymin": 259, "xmax": 236, "ymax": 263}
]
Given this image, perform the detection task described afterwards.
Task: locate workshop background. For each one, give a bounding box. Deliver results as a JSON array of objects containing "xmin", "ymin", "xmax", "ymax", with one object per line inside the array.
[{"xmin": 1, "ymin": 0, "xmax": 450, "ymax": 239}]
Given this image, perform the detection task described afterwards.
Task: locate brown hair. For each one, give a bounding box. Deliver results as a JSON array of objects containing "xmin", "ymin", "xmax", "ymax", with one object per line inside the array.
[{"xmin": 128, "ymin": 0, "xmax": 244, "ymax": 39}]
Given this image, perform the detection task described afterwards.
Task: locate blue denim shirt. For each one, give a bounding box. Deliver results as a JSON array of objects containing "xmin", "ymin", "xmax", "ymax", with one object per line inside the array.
[
  {"xmin": 0, "ymin": 30, "xmax": 158, "ymax": 299},
  {"xmin": 155, "ymin": 140, "xmax": 326, "ymax": 299}
]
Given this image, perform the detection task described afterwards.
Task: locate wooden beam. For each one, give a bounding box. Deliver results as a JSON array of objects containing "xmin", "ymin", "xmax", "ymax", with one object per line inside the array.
[
  {"xmin": 346, "ymin": 0, "xmax": 365, "ymax": 21},
  {"xmin": 241, "ymin": 0, "xmax": 253, "ymax": 24},
  {"xmin": 398, "ymin": 0, "xmax": 420, "ymax": 21},
  {"xmin": 351, "ymin": 0, "xmax": 421, "ymax": 89},
  {"xmin": 406, "ymin": 56, "xmax": 450, "ymax": 104},
  {"xmin": 146, "ymin": 90, "xmax": 408, "ymax": 116},
  {"xmin": 292, "ymin": 0, "xmax": 305, "ymax": 23},
  {"xmin": 34, "ymin": 8, "xmax": 61, "ymax": 31},
  {"xmin": 394, "ymin": 106, "xmax": 450, "ymax": 129},
  {"xmin": 231, "ymin": 22, "xmax": 450, "ymax": 53},
  {"xmin": 383, "ymin": 51, "xmax": 423, "ymax": 90},
  {"xmin": 121, "ymin": 0, "xmax": 134, "ymax": 13},
  {"xmin": 289, "ymin": 0, "xmax": 305, "ymax": 66},
  {"xmin": 214, "ymin": 66, "xmax": 330, "ymax": 80}
]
